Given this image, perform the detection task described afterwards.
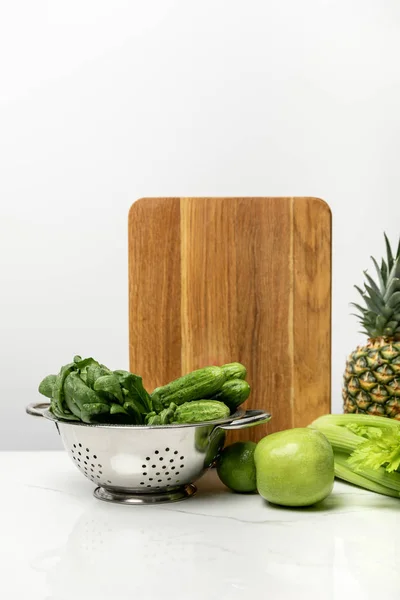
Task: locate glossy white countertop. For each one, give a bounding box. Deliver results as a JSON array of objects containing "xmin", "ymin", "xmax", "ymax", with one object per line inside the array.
[{"xmin": 1, "ymin": 451, "xmax": 399, "ymax": 600}]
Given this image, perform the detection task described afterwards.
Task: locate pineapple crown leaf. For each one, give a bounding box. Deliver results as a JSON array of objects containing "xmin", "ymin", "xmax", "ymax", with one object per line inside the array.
[
  {"xmin": 388, "ymin": 290, "xmax": 400, "ymax": 309},
  {"xmin": 384, "ymin": 277, "xmax": 400, "ymax": 303},
  {"xmin": 363, "ymin": 271, "xmax": 381, "ymax": 295},
  {"xmin": 384, "ymin": 232, "xmax": 395, "ymax": 272},
  {"xmin": 364, "ymin": 284, "xmax": 385, "ymax": 310},
  {"xmin": 375, "ymin": 315, "xmax": 388, "ymax": 330},
  {"xmin": 386, "ymin": 259, "xmax": 400, "ymax": 293},
  {"xmin": 381, "ymin": 258, "xmax": 388, "ymax": 286},
  {"xmin": 371, "ymin": 256, "xmax": 385, "ymax": 293},
  {"xmin": 350, "ymin": 302, "xmax": 365, "ymax": 312},
  {"xmin": 354, "ymin": 234, "xmax": 400, "ymax": 340}
]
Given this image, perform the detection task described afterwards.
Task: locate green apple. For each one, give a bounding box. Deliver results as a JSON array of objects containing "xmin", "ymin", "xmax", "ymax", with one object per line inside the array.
[{"xmin": 254, "ymin": 428, "xmax": 334, "ymax": 507}]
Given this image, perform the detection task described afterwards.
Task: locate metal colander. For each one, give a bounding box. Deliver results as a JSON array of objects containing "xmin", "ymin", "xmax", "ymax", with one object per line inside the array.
[{"xmin": 26, "ymin": 402, "xmax": 270, "ymax": 505}]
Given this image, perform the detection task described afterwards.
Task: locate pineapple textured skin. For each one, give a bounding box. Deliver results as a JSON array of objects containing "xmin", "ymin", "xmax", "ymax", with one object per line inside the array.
[
  {"xmin": 344, "ymin": 234, "xmax": 400, "ymax": 419},
  {"xmin": 343, "ymin": 339, "xmax": 400, "ymax": 419}
]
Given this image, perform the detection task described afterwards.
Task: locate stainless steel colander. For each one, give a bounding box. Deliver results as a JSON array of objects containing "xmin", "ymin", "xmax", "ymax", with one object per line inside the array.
[{"xmin": 26, "ymin": 402, "xmax": 270, "ymax": 505}]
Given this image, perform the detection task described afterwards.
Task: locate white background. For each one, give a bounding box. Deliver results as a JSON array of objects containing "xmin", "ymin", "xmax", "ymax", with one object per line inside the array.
[{"xmin": 1, "ymin": 0, "xmax": 400, "ymax": 450}]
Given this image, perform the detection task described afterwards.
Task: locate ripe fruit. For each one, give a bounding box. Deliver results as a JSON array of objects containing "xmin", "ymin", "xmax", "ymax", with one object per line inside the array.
[
  {"xmin": 344, "ymin": 234, "xmax": 400, "ymax": 419},
  {"xmin": 254, "ymin": 428, "xmax": 334, "ymax": 507},
  {"xmin": 217, "ymin": 441, "xmax": 257, "ymax": 493}
]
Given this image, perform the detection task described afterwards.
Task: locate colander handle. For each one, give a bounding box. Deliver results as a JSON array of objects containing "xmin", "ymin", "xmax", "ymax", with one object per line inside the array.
[
  {"xmin": 219, "ymin": 409, "xmax": 271, "ymax": 430},
  {"xmin": 26, "ymin": 401, "xmax": 50, "ymax": 417}
]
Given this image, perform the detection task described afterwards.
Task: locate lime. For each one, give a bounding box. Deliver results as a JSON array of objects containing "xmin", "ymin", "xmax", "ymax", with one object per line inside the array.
[
  {"xmin": 254, "ymin": 428, "xmax": 334, "ymax": 507},
  {"xmin": 217, "ymin": 441, "xmax": 257, "ymax": 493}
]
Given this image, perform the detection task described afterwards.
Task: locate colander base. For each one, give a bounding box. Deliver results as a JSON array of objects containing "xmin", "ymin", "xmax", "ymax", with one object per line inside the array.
[{"xmin": 93, "ymin": 484, "xmax": 197, "ymax": 505}]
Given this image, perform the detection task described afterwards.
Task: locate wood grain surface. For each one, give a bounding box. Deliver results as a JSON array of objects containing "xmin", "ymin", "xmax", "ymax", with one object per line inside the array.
[{"xmin": 128, "ymin": 197, "xmax": 331, "ymax": 442}]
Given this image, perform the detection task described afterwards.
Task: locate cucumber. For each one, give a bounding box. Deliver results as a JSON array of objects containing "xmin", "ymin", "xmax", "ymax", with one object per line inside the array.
[
  {"xmin": 173, "ymin": 400, "xmax": 230, "ymax": 424},
  {"xmin": 151, "ymin": 366, "xmax": 226, "ymax": 411},
  {"xmin": 146, "ymin": 403, "xmax": 177, "ymax": 426},
  {"xmin": 221, "ymin": 362, "xmax": 247, "ymax": 380},
  {"xmin": 210, "ymin": 378, "xmax": 250, "ymax": 412}
]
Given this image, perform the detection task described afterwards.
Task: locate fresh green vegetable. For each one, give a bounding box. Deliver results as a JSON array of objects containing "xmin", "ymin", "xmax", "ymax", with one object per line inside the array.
[
  {"xmin": 347, "ymin": 427, "xmax": 400, "ymax": 473},
  {"xmin": 63, "ymin": 373, "xmax": 85, "ymax": 418},
  {"xmin": 38, "ymin": 355, "xmax": 151, "ymax": 425},
  {"xmin": 86, "ymin": 363, "xmax": 110, "ymax": 388},
  {"xmin": 66, "ymin": 372, "xmax": 100, "ymax": 416},
  {"xmin": 123, "ymin": 400, "xmax": 142, "ymax": 423},
  {"xmin": 81, "ymin": 402, "xmax": 111, "ymax": 421},
  {"xmin": 221, "ymin": 362, "xmax": 247, "ymax": 380},
  {"xmin": 145, "ymin": 403, "xmax": 177, "ymax": 425},
  {"xmin": 146, "ymin": 413, "xmax": 162, "ymax": 425},
  {"xmin": 52, "ymin": 362, "xmax": 76, "ymax": 416},
  {"xmin": 210, "ymin": 378, "xmax": 250, "ymax": 412},
  {"xmin": 114, "ymin": 370, "xmax": 152, "ymax": 414},
  {"xmin": 159, "ymin": 403, "xmax": 177, "ymax": 424},
  {"xmin": 38, "ymin": 357, "xmax": 250, "ymax": 427},
  {"xmin": 94, "ymin": 374, "xmax": 124, "ymax": 404},
  {"xmin": 38, "ymin": 374, "xmax": 57, "ymax": 399},
  {"xmin": 334, "ymin": 452, "xmax": 400, "ymax": 497},
  {"xmin": 51, "ymin": 404, "xmax": 80, "ymax": 422},
  {"xmin": 309, "ymin": 413, "xmax": 400, "ymax": 498},
  {"xmin": 151, "ymin": 366, "xmax": 227, "ymax": 411},
  {"xmin": 173, "ymin": 400, "xmax": 230, "ymax": 424}
]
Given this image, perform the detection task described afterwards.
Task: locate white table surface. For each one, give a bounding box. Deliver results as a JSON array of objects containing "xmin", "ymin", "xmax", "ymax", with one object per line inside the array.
[{"xmin": 1, "ymin": 451, "xmax": 399, "ymax": 600}]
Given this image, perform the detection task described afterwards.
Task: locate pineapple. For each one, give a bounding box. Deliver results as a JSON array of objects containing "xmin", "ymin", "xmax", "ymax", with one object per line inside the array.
[{"xmin": 343, "ymin": 234, "xmax": 400, "ymax": 419}]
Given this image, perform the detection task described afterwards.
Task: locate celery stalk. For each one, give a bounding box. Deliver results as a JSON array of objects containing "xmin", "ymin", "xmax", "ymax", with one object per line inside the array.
[
  {"xmin": 308, "ymin": 413, "xmax": 400, "ymax": 498},
  {"xmin": 335, "ymin": 452, "xmax": 400, "ymax": 493},
  {"xmin": 311, "ymin": 413, "xmax": 400, "ymax": 431},
  {"xmin": 334, "ymin": 453, "xmax": 400, "ymax": 498},
  {"xmin": 309, "ymin": 423, "xmax": 363, "ymax": 453}
]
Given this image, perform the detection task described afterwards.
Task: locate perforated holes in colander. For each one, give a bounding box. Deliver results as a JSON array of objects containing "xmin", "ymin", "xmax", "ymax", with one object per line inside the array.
[
  {"xmin": 71, "ymin": 443, "xmax": 112, "ymax": 486},
  {"xmin": 140, "ymin": 447, "xmax": 186, "ymax": 488}
]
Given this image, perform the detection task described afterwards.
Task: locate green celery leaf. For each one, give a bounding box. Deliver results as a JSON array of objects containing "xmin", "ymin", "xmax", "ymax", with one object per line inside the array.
[
  {"xmin": 345, "ymin": 423, "xmax": 383, "ymax": 438},
  {"xmin": 348, "ymin": 429, "xmax": 400, "ymax": 473}
]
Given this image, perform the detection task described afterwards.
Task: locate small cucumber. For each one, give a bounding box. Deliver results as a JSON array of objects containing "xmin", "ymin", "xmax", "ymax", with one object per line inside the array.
[
  {"xmin": 221, "ymin": 362, "xmax": 247, "ymax": 380},
  {"xmin": 151, "ymin": 366, "xmax": 226, "ymax": 411},
  {"xmin": 173, "ymin": 400, "xmax": 230, "ymax": 424},
  {"xmin": 210, "ymin": 378, "xmax": 250, "ymax": 412}
]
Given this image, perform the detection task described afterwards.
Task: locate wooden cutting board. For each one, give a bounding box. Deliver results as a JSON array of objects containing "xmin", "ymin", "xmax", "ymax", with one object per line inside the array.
[{"xmin": 128, "ymin": 197, "xmax": 331, "ymax": 442}]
